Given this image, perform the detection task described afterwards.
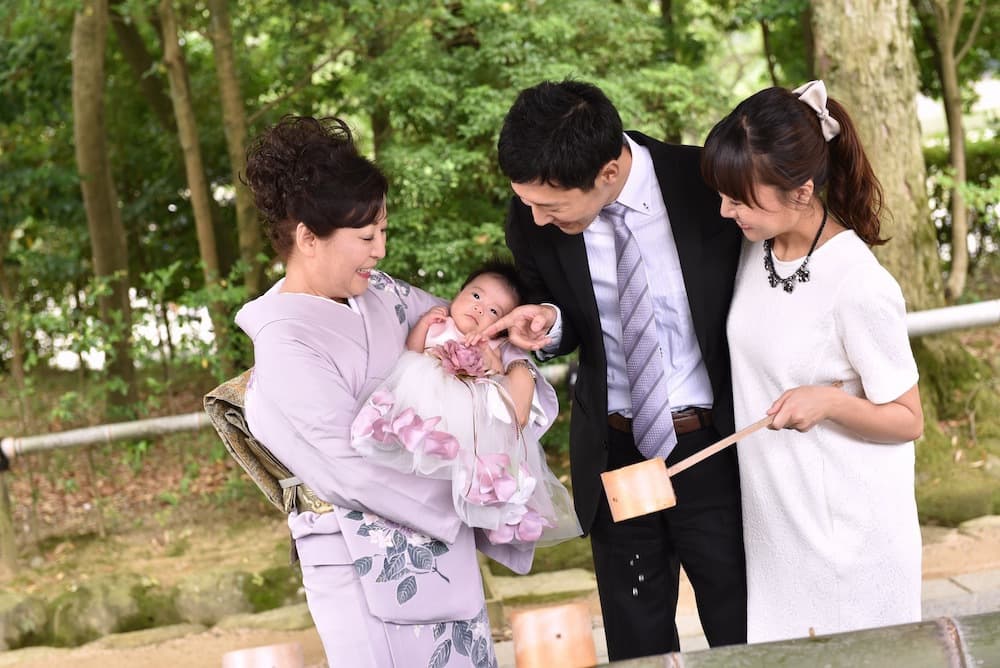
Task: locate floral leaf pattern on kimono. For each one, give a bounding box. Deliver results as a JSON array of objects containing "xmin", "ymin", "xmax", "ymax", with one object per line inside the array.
[
  {"xmin": 452, "ymin": 620, "xmax": 474, "ymax": 657},
  {"xmin": 343, "ymin": 510, "xmax": 451, "ymax": 605},
  {"xmin": 425, "ymin": 607, "xmax": 496, "ymax": 668},
  {"xmin": 339, "ymin": 510, "xmax": 497, "ymax": 666},
  {"xmin": 397, "ymin": 575, "xmax": 417, "ymax": 604},
  {"xmin": 428, "ymin": 639, "xmax": 452, "ymax": 668},
  {"xmin": 353, "ymin": 556, "xmax": 373, "ymax": 577},
  {"xmin": 471, "ymin": 637, "xmax": 490, "ymax": 667},
  {"xmin": 368, "ymin": 270, "xmax": 413, "ymax": 324}
]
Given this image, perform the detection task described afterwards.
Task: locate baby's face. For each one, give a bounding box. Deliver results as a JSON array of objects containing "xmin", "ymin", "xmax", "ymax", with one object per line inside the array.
[{"xmin": 451, "ymin": 274, "xmax": 517, "ymax": 335}]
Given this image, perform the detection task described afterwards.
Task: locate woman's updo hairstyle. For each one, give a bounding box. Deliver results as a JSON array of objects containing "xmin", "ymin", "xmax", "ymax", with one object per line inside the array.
[{"xmin": 243, "ymin": 116, "xmax": 389, "ymax": 260}]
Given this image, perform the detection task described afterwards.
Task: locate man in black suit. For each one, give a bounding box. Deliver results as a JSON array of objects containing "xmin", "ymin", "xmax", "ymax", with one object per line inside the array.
[{"xmin": 482, "ymin": 80, "xmax": 746, "ymax": 660}]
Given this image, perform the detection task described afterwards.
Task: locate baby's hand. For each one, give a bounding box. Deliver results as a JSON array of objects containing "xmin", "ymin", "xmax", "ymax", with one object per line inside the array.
[
  {"xmin": 419, "ymin": 306, "xmax": 449, "ymax": 327},
  {"xmin": 464, "ymin": 330, "xmax": 494, "ymax": 347},
  {"xmin": 477, "ymin": 342, "xmax": 504, "ymax": 376}
]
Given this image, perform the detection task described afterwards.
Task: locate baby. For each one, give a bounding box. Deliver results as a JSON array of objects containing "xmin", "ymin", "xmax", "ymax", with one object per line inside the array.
[{"xmin": 352, "ymin": 261, "xmax": 579, "ymax": 547}]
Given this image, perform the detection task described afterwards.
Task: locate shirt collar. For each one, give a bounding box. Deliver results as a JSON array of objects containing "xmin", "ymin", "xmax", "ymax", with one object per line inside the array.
[{"xmin": 615, "ymin": 134, "xmax": 657, "ymax": 216}]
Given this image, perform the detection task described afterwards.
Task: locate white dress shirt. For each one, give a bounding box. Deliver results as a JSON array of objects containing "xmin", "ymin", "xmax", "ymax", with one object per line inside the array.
[{"xmin": 545, "ymin": 135, "xmax": 713, "ymax": 415}]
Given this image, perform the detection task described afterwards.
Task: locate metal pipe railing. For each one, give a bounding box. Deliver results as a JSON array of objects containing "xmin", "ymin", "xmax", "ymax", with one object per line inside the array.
[
  {"xmin": 0, "ymin": 412, "xmax": 211, "ymax": 462},
  {"xmin": 1, "ymin": 299, "xmax": 998, "ymax": 461},
  {"xmin": 906, "ymin": 298, "xmax": 1000, "ymax": 337}
]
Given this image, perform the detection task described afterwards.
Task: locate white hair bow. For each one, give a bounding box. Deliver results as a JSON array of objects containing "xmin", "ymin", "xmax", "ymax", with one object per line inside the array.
[{"xmin": 792, "ymin": 80, "xmax": 841, "ymax": 142}]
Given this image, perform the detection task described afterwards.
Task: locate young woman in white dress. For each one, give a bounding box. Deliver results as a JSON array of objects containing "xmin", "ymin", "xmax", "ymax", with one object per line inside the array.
[{"xmin": 699, "ymin": 81, "xmax": 924, "ymax": 643}]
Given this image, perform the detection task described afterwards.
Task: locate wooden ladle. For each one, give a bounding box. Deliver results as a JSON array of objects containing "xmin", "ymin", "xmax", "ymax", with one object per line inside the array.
[{"xmin": 601, "ymin": 415, "xmax": 773, "ymax": 522}]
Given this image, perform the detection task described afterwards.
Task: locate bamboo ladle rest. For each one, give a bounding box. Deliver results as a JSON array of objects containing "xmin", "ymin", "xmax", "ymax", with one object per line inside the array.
[{"xmin": 601, "ymin": 415, "xmax": 774, "ymax": 522}]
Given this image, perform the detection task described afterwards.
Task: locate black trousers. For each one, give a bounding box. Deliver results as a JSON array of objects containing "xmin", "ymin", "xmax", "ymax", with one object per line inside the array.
[{"xmin": 590, "ymin": 423, "xmax": 747, "ymax": 660}]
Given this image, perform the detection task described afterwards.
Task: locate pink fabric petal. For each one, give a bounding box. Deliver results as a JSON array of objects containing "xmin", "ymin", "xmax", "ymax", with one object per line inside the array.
[
  {"xmin": 466, "ymin": 484, "xmax": 497, "ymax": 505},
  {"xmin": 370, "ymin": 389, "xmax": 395, "ymax": 408},
  {"xmin": 491, "ymin": 472, "xmax": 518, "ymax": 503},
  {"xmin": 486, "ymin": 524, "xmax": 516, "ymax": 545},
  {"xmin": 430, "ymin": 340, "xmax": 488, "ymax": 377},
  {"xmin": 351, "ymin": 404, "xmax": 381, "ymax": 440},
  {"xmin": 395, "ymin": 414, "xmax": 436, "ymax": 453},
  {"xmin": 371, "ymin": 417, "xmax": 394, "ymax": 443},
  {"xmin": 391, "ymin": 408, "xmax": 417, "ymax": 432},
  {"xmin": 513, "ymin": 509, "xmax": 549, "ymax": 543},
  {"xmin": 422, "ymin": 430, "xmax": 460, "ymax": 460}
]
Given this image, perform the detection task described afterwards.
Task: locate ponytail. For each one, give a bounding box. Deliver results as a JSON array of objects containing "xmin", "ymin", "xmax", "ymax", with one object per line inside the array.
[{"xmin": 824, "ymin": 99, "xmax": 887, "ymax": 246}]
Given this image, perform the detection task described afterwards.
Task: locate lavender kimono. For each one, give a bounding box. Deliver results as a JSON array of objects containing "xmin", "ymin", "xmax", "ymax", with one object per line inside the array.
[{"xmin": 236, "ymin": 272, "xmax": 534, "ymax": 667}]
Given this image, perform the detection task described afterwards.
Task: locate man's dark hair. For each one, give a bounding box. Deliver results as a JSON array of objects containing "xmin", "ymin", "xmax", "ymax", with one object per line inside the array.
[
  {"xmin": 462, "ymin": 258, "xmax": 526, "ymax": 307},
  {"xmin": 497, "ymin": 79, "xmax": 624, "ymax": 191}
]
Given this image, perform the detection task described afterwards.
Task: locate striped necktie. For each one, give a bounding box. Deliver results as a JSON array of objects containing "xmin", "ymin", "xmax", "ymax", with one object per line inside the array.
[{"xmin": 606, "ymin": 202, "xmax": 677, "ymax": 460}]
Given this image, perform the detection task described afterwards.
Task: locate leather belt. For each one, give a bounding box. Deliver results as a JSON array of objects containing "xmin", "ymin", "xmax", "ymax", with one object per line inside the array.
[{"xmin": 607, "ymin": 407, "xmax": 713, "ymax": 436}]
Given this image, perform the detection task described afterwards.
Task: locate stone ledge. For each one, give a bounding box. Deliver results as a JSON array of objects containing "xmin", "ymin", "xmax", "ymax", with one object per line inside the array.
[
  {"xmin": 86, "ymin": 623, "xmax": 208, "ymax": 649},
  {"xmin": 215, "ymin": 602, "xmax": 314, "ymax": 631},
  {"xmin": 489, "ymin": 568, "xmax": 597, "ymax": 603}
]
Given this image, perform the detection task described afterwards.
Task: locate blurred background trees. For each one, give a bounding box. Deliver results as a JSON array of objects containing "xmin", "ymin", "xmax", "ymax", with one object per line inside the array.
[{"xmin": 0, "ymin": 0, "xmax": 997, "ymax": 433}]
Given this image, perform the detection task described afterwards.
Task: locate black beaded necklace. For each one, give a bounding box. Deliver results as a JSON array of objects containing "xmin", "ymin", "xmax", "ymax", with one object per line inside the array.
[{"xmin": 763, "ymin": 203, "xmax": 828, "ymax": 293}]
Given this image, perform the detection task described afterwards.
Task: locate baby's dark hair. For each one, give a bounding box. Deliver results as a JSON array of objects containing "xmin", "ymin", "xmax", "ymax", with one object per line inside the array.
[{"xmin": 461, "ymin": 259, "xmax": 526, "ymax": 307}]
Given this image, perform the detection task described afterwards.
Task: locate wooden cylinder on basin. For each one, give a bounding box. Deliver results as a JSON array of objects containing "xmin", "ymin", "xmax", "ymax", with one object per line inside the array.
[
  {"xmin": 221, "ymin": 642, "xmax": 304, "ymax": 668},
  {"xmin": 510, "ymin": 601, "xmax": 597, "ymax": 668}
]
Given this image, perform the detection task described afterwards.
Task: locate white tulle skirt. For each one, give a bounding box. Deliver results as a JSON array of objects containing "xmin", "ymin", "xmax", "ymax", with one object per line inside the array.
[{"xmin": 352, "ymin": 351, "xmax": 578, "ymax": 548}]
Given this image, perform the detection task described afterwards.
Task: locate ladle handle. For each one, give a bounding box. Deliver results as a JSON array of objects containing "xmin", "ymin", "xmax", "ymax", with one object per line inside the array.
[{"xmin": 665, "ymin": 415, "xmax": 773, "ymax": 478}]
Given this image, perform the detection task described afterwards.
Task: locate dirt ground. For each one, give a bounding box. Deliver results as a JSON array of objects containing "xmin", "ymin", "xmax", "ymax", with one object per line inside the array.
[
  {"xmin": 3, "ymin": 328, "xmax": 998, "ymax": 666},
  {"xmin": 5, "ymin": 513, "xmax": 999, "ymax": 668}
]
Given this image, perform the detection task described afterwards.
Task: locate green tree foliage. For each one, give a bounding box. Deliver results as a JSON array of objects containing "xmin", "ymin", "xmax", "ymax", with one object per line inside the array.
[
  {"xmin": 326, "ymin": 0, "xmax": 729, "ymax": 297},
  {"xmin": 728, "ymin": 0, "xmax": 812, "ymax": 86},
  {"xmin": 911, "ymin": 0, "xmax": 998, "ymax": 104},
  {"xmin": 1, "ymin": 0, "xmax": 995, "ymax": 415},
  {"xmin": 924, "ymin": 139, "xmax": 1000, "ymax": 298},
  {"xmin": 0, "ymin": 1, "xmax": 89, "ymax": 374}
]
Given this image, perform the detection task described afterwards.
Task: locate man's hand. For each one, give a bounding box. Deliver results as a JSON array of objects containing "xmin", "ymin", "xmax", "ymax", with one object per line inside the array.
[{"xmin": 469, "ymin": 304, "xmax": 557, "ymax": 351}]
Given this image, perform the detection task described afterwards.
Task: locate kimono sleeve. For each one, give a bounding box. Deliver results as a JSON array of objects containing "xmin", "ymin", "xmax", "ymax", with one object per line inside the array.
[
  {"xmin": 250, "ymin": 323, "xmax": 463, "ymax": 543},
  {"xmin": 835, "ymin": 263, "xmax": 919, "ymax": 405}
]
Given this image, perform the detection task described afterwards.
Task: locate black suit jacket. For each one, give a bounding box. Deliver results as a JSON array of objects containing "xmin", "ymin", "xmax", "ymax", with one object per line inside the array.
[{"xmin": 505, "ymin": 132, "xmax": 743, "ymax": 533}]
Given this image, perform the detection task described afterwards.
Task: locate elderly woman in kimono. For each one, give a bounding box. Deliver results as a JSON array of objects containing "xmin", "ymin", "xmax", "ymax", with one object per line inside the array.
[{"xmin": 236, "ymin": 116, "xmax": 550, "ymax": 668}]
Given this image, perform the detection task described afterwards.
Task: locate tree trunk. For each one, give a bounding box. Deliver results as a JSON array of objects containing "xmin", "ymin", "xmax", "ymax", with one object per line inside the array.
[
  {"xmin": 809, "ymin": 0, "xmax": 998, "ymax": 444},
  {"xmin": 799, "ymin": 6, "xmax": 816, "ymax": 81},
  {"xmin": 208, "ymin": 0, "xmax": 264, "ymax": 298},
  {"xmin": 0, "ymin": 238, "xmax": 22, "ymax": 579},
  {"xmin": 109, "ymin": 0, "xmax": 176, "ymax": 133},
  {"xmin": 760, "ymin": 20, "xmax": 780, "ymax": 86},
  {"xmin": 158, "ymin": 0, "xmax": 231, "ymax": 372},
  {"xmin": 71, "ymin": 0, "xmax": 138, "ymax": 414},
  {"xmin": 940, "ymin": 43, "xmax": 968, "ymax": 302},
  {"xmin": 811, "ymin": 0, "xmax": 943, "ymax": 311},
  {"xmin": 931, "ymin": 0, "xmax": 972, "ymax": 303},
  {"xmin": 0, "ymin": 241, "xmax": 27, "ymax": 427},
  {"xmin": 0, "ymin": 472, "xmax": 15, "ymax": 580}
]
